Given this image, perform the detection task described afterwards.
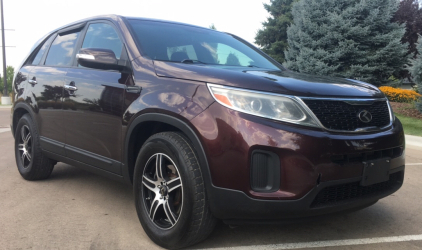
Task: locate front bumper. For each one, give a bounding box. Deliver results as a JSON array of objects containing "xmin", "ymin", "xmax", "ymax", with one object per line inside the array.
[
  {"xmin": 191, "ymin": 102, "xmax": 405, "ymax": 220},
  {"xmin": 208, "ymin": 166, "xmax": 404, "ymax": 221}
]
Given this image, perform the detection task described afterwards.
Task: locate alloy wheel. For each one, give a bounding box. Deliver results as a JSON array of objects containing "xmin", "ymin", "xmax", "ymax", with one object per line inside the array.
[
  {"xmin": 17, "ymin": 125, "xmax": 32, "ymax": 168},
  {"xmin": 141, "ymin": 153, "xmax": 183, "ymax": 229}
]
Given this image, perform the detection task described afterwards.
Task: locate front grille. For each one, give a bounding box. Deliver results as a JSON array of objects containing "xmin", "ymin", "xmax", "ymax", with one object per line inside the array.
[
  {"xmin": 331, "ymin": 147, "xmax": 403, "ymax": 165},
  {"xmin": 303, "ymin": 100, "xmax": 391, "ymax": 131},
  {"xmin": 311, "ymin": 171, "xmax": 403, "ymax": 208}
]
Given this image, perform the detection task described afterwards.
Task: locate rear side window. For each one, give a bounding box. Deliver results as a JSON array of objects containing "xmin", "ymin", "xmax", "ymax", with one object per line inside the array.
[
  {"xmin": 82, "ymin": 23, "xmax": 122, "ymax": 59},
  {"xmin": 31, "ymin": 36, "xmax": 54, "ymax": 65},
  {"xmin": 45, "ymin": 32, "xmax": 80, "ymax": 66}
]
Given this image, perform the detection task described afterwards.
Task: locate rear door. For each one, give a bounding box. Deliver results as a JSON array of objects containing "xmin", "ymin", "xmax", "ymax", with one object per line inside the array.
[
  {"xmin": 27, "ymin": 29, "xmax": 82, "ymax": 155},
  {"xmin": 63, "ymin": 21, "xmax": 128, "ymax": 175}
]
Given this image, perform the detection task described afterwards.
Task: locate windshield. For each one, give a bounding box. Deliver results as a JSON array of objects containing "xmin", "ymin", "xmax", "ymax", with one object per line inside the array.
[{"xmin": 127, "ymin": 19, "xmax": 281, "ymax": 70}]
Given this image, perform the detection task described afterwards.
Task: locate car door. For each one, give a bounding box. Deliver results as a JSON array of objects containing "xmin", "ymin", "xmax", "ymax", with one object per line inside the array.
[
  {"xmin": 26, "ymin": 29, "xmax": 82, "ymax": 155},
  {"xmin": 63, "ymin": 22, "xmax": 128, "ymax": 175}
]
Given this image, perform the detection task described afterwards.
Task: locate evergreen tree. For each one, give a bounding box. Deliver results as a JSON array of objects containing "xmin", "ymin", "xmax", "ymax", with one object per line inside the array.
[
  {"xmin": 255, "ymin": 0, "xmax": 297, "ymax": 63},
  {"xmin": 209, "ymin": 24, "xmax": 217, "ymax": 30},
  {"xmin": 408, "ymin": 35, "xmax": 422, "ymax": 113},
  {"xmin": 284, "ymin": 0, "xmax": 408, "ymax": 86}
]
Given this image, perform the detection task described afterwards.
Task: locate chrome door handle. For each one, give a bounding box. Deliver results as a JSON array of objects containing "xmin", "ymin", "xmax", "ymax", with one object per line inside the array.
[
  {"xmin": 64, "ymin": 85, "xmax": 78, "ymax": 91},
  {"xmin": 28, "ymin": 77, "xmax": 37, "ymax": 85}
]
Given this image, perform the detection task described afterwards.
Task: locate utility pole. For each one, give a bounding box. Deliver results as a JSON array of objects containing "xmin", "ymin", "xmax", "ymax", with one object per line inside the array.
[
  {"xmin": 0, "ymin": 0, "xmax": 6, "ymax": 97},
  {"xmin": 0, "ymin": 0, "xmax": 10, "ymax": 105}
]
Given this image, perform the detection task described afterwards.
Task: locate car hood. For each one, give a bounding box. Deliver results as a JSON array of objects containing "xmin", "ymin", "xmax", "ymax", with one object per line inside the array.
[{"xmin": 153, "ymin": 61, "xmax": 384, "ymax": 98}]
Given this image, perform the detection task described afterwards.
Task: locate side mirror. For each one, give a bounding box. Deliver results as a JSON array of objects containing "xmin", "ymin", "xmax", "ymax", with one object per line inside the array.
[{"xmin": 76, "ymin": 48, "xmax": 126, "ymax": 71}]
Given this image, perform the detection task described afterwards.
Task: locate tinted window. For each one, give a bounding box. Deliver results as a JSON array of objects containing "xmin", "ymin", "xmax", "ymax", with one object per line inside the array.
[
  {"xmin": 167, "ymin": 45, "xmax": 197, "ymax": 61},
  {"xmin": 82, "ymin": 23, "xmax": 122, "ymax": 59},
  {"xmin": 45, "ymin": 32, "xmax": 80, "ymax": 66},
  {"xmin": 128, "ymin": 20, "xmax": 280, "ymax": 70},
  {"xmin": 31, "ymin": 36, "xmax": 54, "ymax": 65}
]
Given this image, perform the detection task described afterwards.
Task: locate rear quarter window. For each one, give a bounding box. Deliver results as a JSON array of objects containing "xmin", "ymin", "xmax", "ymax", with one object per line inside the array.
[{"xmin": 30, "ymin": 36, "xmax": 54, "ymax": 65}]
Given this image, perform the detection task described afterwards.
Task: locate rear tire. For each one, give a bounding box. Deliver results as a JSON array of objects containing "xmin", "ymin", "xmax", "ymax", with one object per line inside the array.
[
  {"xmin": 134, "ymin": 132, "xmax": 216, "ymax": 249},
  {"xmin": 14, "ymin": 114, "xmax": 54, "ymax": 180}
]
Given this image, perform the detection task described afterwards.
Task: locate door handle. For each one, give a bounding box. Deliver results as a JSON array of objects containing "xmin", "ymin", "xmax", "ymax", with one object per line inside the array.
[
  {"xmin": 28, "ymin": 77, "xmax": 37, "ymax": 85},
  {"xmin": 64, "ymin": 85, "xmax": 78, "ymax": 91},
  {"xmin": 126, "ymin": 85, "xmax": 141, "ymax": 94}
]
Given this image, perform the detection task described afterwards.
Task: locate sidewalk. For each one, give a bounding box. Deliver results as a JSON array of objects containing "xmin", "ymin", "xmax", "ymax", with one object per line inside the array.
[
  {"xmin": 0, "ymin": 105, "xmax": 12, "ymax": 109},
  {"xmin": 405, "ymin": 134, "xmax": 422, "ymax": 148}
]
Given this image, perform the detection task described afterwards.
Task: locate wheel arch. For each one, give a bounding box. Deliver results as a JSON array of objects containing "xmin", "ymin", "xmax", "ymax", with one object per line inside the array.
[
  {"xmin": 12, "ymin": 102, "xmax": 37, "ymax": 137},
  {"xmin": 124, "ymin": 113, "xmax": 213, "ymax": 191}
]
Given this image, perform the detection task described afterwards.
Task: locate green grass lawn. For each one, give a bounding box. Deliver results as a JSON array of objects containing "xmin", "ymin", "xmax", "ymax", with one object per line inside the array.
[{"xmin": 395, "ymin": 113, "xmax": 422, "ymax": 137}]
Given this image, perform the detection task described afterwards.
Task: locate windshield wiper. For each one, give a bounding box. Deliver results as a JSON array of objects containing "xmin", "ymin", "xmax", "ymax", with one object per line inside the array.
[{"xmin": 181, "ymin": 59, "xmax": 209, "ymax": 64}]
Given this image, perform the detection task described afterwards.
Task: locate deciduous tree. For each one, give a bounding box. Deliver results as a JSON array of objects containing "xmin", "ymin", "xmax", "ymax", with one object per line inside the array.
[
  {"xmin": 408, "ymin": 35, "xmax": 422, "ymax": 112},
  {"xmin": 0, "ymin": 66, "xmax": 14, "ymax": 95}
]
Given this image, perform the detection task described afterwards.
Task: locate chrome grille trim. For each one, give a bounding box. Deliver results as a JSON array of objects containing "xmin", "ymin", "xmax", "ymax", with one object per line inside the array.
[{"xmin": 295, "ymin": 97, "xmax": 393, "ymax": 133}]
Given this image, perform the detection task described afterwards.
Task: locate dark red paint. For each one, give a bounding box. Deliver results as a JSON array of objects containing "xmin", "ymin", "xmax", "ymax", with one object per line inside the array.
[{"xmin": 11, "ymin": 15, "xmax": 405, "ymax": 220}]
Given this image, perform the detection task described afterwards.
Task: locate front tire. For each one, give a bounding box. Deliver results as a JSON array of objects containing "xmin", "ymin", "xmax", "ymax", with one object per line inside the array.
[
  {"xmin": 134, "ymin": 132, "xmax": 216, "ymax": 249},
  {"xmin": 14, "ymin": 114, "xmax": 54, "ymax": 180}
]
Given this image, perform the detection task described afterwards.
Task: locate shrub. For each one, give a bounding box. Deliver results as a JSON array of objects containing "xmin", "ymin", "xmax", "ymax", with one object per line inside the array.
[
  {"xmin": 379, "ymin": 86, "xmax": 421, "ymax": 103},
  {"xmin": 386, "ymin": 76, "xmax": 402, "ymax": 88}
]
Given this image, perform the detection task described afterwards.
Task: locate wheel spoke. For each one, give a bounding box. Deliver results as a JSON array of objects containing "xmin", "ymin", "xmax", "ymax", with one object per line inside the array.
[
  {"xmin": 163, "ymin": 200, "xmax": 176, "ymax": 225},
  {"xmin": 167, "ymin": 177, "xmax": 181, "ymax": 193},
  {"xmin": 142, "ymin": 175, "xmax": 156, "ymax": 192},
  {"xmin": 25, "ymin": 152, "xmax": 32, "ymax": 162},
  {"xmin": 20, "ymin": 127, "xmax": 26, "ymax": 142},
  {"xmin": 149, "ymin": 199, "xmax": 161, "ymax": 220},
  {"xmin": 18, "ymin": 144, "xmax": 25, "ymax": 151},
  {"xmin": 155, "ymin": 153, "xmax": 164, "ymax": 180},
  {"xmin": 21, "ymin": 152, "xmax": 27, "ymax": 163},
  {"xmin": 24, "ymin": 133, "xmax": 31, "ymax": 144}
]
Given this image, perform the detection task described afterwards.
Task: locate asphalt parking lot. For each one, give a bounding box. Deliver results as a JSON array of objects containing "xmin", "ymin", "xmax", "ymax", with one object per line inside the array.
[{"xmin": 0, "ymin": 107, "xmax": 421, "ymax": 250}]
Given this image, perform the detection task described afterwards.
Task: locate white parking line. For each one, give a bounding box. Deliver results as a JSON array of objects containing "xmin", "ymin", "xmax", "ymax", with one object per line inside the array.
[
  {"xmin": 201, "ymin": 234, "xmax": 422, "ymax": 250},
  {"xmin": 407, "ymin": 163, "xmax": 422, "ymax": 166},
  {"xmin": 0, "ymin": 128, "xmax": 10, "ymax": 133}
]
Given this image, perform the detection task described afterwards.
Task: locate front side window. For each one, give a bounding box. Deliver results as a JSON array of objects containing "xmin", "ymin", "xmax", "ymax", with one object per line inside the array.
[
  {"xmin": 45, "ymin": 32, "xmax": 80, "ymax": 66},
  {"xmin": 128, "ymin": 20, "xmax": 280, "ymax": 70},
  {"xmin": 82, "ymin": 23, "xmax": 123, "ymax": 59}
]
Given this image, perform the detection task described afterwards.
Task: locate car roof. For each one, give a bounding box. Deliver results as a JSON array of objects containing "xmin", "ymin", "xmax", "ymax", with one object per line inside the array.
[
  {"xmin": 50, "ymin": 14, "xmax": 212, "ymax": 35},
  {"xmin": 123, "ymin": 16, "xmax": 209, "ymax": 30}
]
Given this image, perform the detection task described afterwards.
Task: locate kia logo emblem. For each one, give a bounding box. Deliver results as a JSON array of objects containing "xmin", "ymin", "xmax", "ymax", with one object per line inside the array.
[{"xmin": 358, "ymin": 110, "xmax": 372, "ymax": 123}]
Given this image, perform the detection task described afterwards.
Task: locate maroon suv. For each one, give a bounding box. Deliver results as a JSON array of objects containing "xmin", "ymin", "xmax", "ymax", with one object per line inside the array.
[{"xmin": 11, "ymin": 15, "xmax": 405, "ymax": 249}]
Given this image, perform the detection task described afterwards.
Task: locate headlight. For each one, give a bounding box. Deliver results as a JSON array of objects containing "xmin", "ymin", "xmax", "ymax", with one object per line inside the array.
[{"xmin": 207, "ymin": 83, "xmax": 319, "ymax": 127}]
